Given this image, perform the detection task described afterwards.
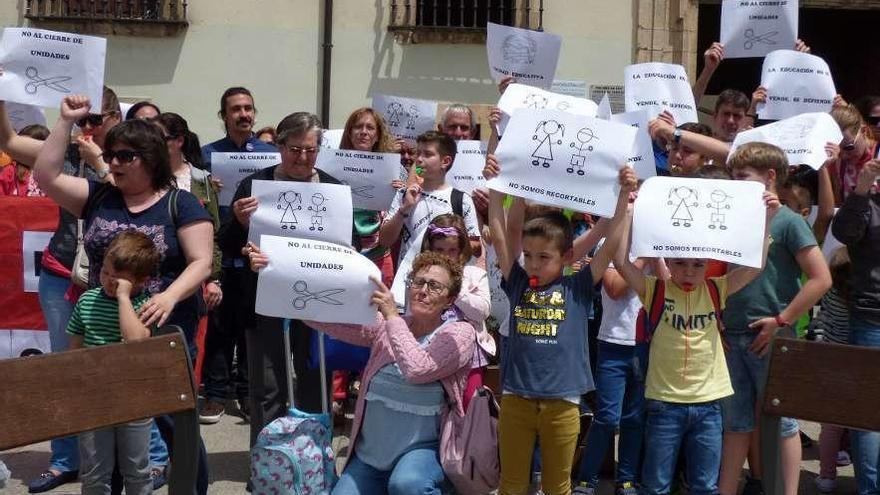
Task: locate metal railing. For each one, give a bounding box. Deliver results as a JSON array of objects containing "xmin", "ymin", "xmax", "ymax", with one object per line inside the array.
[
  {"xmin": 390, "ymin": 0, "xmax": 544, "ymax": 31},
  {"xmin": 25, "ymin": 0, "xmax": 188, "ymax": 23}
]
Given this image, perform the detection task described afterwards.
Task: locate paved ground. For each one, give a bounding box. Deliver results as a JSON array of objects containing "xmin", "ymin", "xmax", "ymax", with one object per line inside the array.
[{"xmin": 1, "ymin": 409, "xmax": 858, "ymax": 494}]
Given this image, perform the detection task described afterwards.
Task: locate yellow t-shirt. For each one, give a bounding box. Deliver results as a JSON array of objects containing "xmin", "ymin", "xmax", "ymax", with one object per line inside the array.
[{"xmin": 640, "ymin": 275, "xmax": 733, "ymax": 403}]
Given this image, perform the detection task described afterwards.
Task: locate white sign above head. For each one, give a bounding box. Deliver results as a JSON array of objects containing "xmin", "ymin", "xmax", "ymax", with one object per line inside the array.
[
  {"xmin": 729, "ymin": 112, "xmax": 843, "ymax": 171},
  {"xmin": 758, "ymin": 50, "xmax": 836, "ymax": 121},
  {"xmin": 0, "ymin": 28, "xmax": 106, "ymax": 110},
  {"xmin": 255, "ymin": 235, "xmax": 381, "ymax": 325},
  {"xmin": 210, "ymin": 152, "xmax": 280, "ymax": 207},
  {"xmin": 315, "ymin": 148, "xmax": 400, "ymax": 211},
  {"xmin": 320, "ymin": 129, "xmax": 344, "ymax": 149},
  {"xmin": 720, "ymin": 0, "xmax": 799, "ymax": 59},
  {"xmin": 497, "ymin": 83, "xmax": 598, "ymax": 135},
  {"xmin": 487, "ymin": 108, "xmax": 637, "ymax": 217},
  {"xmin": 487, "ymin": 22, "xmax": 561, "ymax": 90},
  {"xmin": 247, "ymin": 180, "xmax": 353, "ymax": 248},
  {"xmin": 610, "ymin": 110, "xmax": 657, "ymax": 179},
  {"xmin": 448, "ymin": 140, "xmax": 488, "ymax": 194},
  {"xmin": 624, "ymin": 63, "xmax": 699, "ymax": 124},
  {"xmin": 596, "ymin": 93, "xmax": 613, "ymax": 120},
  {"xmin": 631, "ymin": 176, "xmax": 767, "ymax": 268},
  {"xmin": 5, "ymin": 102, "xmax": 46, "ymax": 133},
  {"xmin": 372, "ymin": 94, "xmax": 438, "ymax": 144}
]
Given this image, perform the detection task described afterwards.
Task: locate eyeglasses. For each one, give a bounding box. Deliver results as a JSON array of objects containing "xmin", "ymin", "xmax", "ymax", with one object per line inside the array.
[
  {"xmin": 76, "ymin": 112, "xmax": 115, "ymax": 129},
  {"xmin": 841, "ymin": 130, "xmax": 861, "ymax": 152},
  {"xmin": 405, "ymin": 276, "xmax": 449, "ymax": 296},
  {"xmin": 102, "ymin": 149, "xmax": 142, "ymax": 164},
  {"xmin": 284, "ymin": 145, "xmax": 319, "ymax": 156}
]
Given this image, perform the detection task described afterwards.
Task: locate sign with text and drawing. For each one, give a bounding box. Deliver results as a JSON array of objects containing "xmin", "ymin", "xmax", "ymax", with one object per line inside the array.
[
  {"xmin": 0, "ymin": 28, "xmax": 105, "ymax": 109},
  {"xmin": 247, "ymin": 180, "xmax": 353, "ymax": 248},
  {"xmin": 497, "ymin": 83, "xmax": 598, "ymax": 135},
  {"xmin": 448, "ymin": 140, "xmax": 488, "ymax": 194},
  {"xmin": 610, "ymin": 110, "xmax": 656, "ymax": 179},
  {"xmin": 372, "ymin": 94, "xmax": 438, "ymax": 144},
  {"xmin": 631, "ymin": 177, "xmax": 766, "ymax": 268},
  {"xmin": 720, "ymin": 0, "xmax": 798, "ymax": 59},
  {"xmin": 315, "ymin": 149, "xmax": 400, "ymax": 211},
  {"xmin": 255, "ymin": 235, "xmax": 381, "ymax": 325},
  {"xmin": 487, "ymin": 109, "xmax": 637, "ymax": 217},
  {"xmin": 210, "ymin": 152, "xmax": 280, "ymax": 207},
  {"xmin": 487, "ymin": 22, "xmax": 561, "ymax": 90},
  {"xmin": 6, "ymin": 102, "xmax": 46, "ymax": 132},
  {"xmin": 758, "ymin": 50, "xmax": 836, "ymax": 121},
  {"xmin": 730, "ymin": 113, "xmax": 843, "ymax": 171},
  {"xmin": 624, "ymin": 63, "xmax": 698, "ymax": 124}
]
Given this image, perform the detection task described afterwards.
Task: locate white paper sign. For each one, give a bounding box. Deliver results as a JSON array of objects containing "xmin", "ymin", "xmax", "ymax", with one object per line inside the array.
[
  {"xmin": 6, "ymin": 102, "xmax": 46, "ymax": 132},
  {"xmin": 248, "ymin": 180, "xmax": 353, "ymax": 248},
  {"xmin": 631, "ymin": 177, "xmax": 767, "ymax": 268},
  {"xmin": 759, "ymin": 50, "xmax": 836, "ymax": 121},
  {"xmin": 372, "ymin": 94, "xmax": 437, "ymax": 144},
  {"xmin": 255, "ymin": 235, "xmax": 381, "ymax": 325},
  {"xmin": 448, "ymin": 140, "xmax": 488, "ymax": 194},
  {"xmin": 22, "ymin": 230, "xmax": 52, "ymax": 293},
  {"xmin": 720, "ymin": 0, "xmax": 798, "ymax": 59},
  {"xmin": 596, "ymin": 93, "xmax": 612, "ymax": 120},
  {"xmin": 321, "ymin": 129, "xmax": 343, "ymax": 149},
  {"xmin": 551, "ymin": 80, "xmax": 587, "ymax": 98},
  {"xmin": 315, "ymin": 149, "xmax": 400, "ymax": 211},
  {"xmin": 730, "ymin": 113, "xmax": 843, "ymax": 170},
  {"xmin": 487, "ymin": 109, "xmax": 637, "ymax": 217},
  {"xmin": 487, "ymin": 23, "xmax": 561, "ymax": 90},
  {"xmin": 610, "ymin": 110, "xmax": 657, "ymax": 179},
  {"xmin": 211, "ymin": 152, "xmax": 280, "ymax": 207},
  {"xmin": 497, "ymin": 83, "xmax": 598, "ymax": 135},
  {"xmin": 0, "ymin": 28, "xmax": 105, "ymax": 110},
  {"xmin": 624, "ymin": 63, "xmax": 698, "ymax": 124}
]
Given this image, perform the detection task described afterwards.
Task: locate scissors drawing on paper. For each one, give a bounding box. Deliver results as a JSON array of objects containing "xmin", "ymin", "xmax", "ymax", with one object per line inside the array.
[
  {"xmin": 24, "ymin": 67, "xmax": 72, "ymax": 95},
  {"xmin": 743, "ymin": 29, "xmax": 778, "ymax": 50},
  {"xmin": 291, "ymin": 280, "xmax": 345, "ymax": 310}
]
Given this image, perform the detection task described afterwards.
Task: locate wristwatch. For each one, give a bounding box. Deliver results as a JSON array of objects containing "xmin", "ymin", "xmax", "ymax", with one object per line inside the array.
[
  {"xmin": 95, "ymin": 167, "xmax": 110, "ymax": 180},
  {"xmin": 672, "ymin": 128, "xmax": 683, "ymax": 145}
]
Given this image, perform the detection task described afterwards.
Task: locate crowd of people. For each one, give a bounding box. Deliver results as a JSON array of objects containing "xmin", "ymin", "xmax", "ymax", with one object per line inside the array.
[{"xmin": 2, "ymin": 33, "xmax": 880, "ymax": 495}]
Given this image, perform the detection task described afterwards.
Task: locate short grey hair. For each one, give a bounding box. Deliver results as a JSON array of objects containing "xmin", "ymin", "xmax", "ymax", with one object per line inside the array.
[
  {"xmin": 441, "ymin": 103, "xmax": 475, "ymax": 130},
  {"xmin": 275, "ymin": 112, "xmax": 323, "ymax": 145}
]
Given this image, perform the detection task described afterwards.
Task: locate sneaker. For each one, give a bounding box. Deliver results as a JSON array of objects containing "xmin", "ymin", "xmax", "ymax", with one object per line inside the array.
[
  {"xmin": 573, "ymin": 484, "xmax": 596, "ymax": 495},
  {"xmin": 150, "ymin": 466, "xmax": 168, "ymax": 490},
  {"xmin": 742, "ymin": 476, "xmax": 765, "ymax": 495},
  {"xmin": 837, "ymin": 450, "xmax": 852, "ymax": 467},
  {"xmin": 27, "ymin": 470, "xmax": 78, "ymax": 493},
  {"xmin": 814, "ymin": 476, "xmax": 837, "ymax": 493},
  {"xmin": 199, "ymin": 400, "xmax": 225, "ymax": 424},
  {"xmin": 237, "ymin": 398, "xmax": 251, "ymax": 423},
  {"xmin": 616, "ymin": 481, "xmax": 638, "ymax": 495}
]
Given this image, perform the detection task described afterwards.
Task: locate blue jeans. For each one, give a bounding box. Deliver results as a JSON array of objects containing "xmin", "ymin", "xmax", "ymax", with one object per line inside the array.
[
  {"xmin": 38, "ymin": 271, "xmax": 79, "ymax": 473},
  {"xmin": 577, "ymin": 341, "xmax": 648, "ymax": 487},
  {"xmin": 640, "ymin": 400, "xmax": 722, "ymax": 495},
  {"xmin": 332, "ymin": 450, "xmax": 448, "ymax": 494},
  {"xmin": 849, "ymin": 318, "xmax": 880, "ymax": 495},
  {"xmin": 148, "ymin": 421, "xmax": 168, "ymax": 467}
]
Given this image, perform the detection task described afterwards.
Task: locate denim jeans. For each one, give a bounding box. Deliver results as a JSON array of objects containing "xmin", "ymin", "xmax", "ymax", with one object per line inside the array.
[
  {"xmin": 332, "ymin": 450, "xmax": 448, "ymax": 494},
  {"xmin": 577, "ymin": 341, "xmax": 648, "ymax": 487},
  {"xmin": 148, "ymin": 421, "xmax": 168, "ymax": 467},
  {"xmin": 38, "ymin": 271, "xmax": 79, "ymax": 473},
  {"xmin": 849, "ymin": 318, "xmax": 880, "ymax": 495},
  {"xmin": 640, "ymin": 400, "xmax": 723, "ymax": 495}
]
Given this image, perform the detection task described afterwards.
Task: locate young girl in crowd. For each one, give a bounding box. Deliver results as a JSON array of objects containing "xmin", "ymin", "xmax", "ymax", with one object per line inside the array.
[{"xmin": 0, "ymin": 124, "xmax": 49, "ymax": 197}]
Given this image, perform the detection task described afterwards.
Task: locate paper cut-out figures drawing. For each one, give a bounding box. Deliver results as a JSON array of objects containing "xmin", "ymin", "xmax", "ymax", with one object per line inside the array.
[
  {"xmin": 502, "ymin": 34, "xmax": 538, "ymax": 64},
  {"xmin": 406, "ymin": 105, "xmax": 420, "ymax": 130},
  {"xmin": 707, "ymin": 189, "xmax": 732, "ymax": 230},
  {"xmin": 386, "ymin": 102, "xmax": 404, "ymax": 127},
  {"xmin": 309, "ymin": 193, "xmax": 328, "ymax": 231},
  {"xmin": 291, "ymin": 280, "xmax": 345, "ymax": 310},
  {"xmin": 531, "ymin": 120, "xmax": 565, "ymax": 168},
  {"xmin": 568, "ymin": 127, "xmax": 599, "ymax": 176},
  {"xmin": 277, "ymin": 191, "xmax": 303, "ymax": 229},
  {"xmin": 523, "ymin": 93, "xmax": 549, "ymax": 110},
  {"xmin": 667, "ymin": 186, "xmax": 700, "ymax": 227}
]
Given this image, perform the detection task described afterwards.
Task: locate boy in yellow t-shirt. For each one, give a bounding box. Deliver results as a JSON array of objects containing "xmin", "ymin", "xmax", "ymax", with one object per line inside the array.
[{"xmin": 615, "ymin": 192, "xmax": 779, "ymax": 495}]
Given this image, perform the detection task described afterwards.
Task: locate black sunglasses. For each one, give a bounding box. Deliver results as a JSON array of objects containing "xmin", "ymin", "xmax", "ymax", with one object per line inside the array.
[
  {"xmin": 102, "ymin": 150, "xmax": 142, "ymax": 164},
  {"xmin": 76, "ymin": 114, "xmax": 104, "ymax": 128}
]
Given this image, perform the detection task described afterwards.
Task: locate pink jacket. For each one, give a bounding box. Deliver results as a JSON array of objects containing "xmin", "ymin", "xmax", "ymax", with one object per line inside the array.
[{"xmin": 307, "ymin": 313, "xmax": 476, "ymax": 468}]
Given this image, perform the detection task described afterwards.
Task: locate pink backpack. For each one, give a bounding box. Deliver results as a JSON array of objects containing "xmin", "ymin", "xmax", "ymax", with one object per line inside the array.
[{"xmin": 440, "ymin": 386, "xmax": 500, "ymax": 494}]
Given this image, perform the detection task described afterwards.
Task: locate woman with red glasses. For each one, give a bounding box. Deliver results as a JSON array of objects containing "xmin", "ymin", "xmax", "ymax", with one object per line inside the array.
[{"xmin": 831, "ymin": 105, "xmax": 879, "ymax": 203}]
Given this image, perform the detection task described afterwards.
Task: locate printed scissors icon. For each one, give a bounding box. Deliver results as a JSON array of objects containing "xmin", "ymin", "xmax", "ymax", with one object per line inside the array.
[
  {"xmin": 743, "ymin": 29, "xmax": 779, "ymax": 50},
  {"xmin": 292, "ymin": 280, "xmax": 344, "ymax": 310},
  {"xmin": 24, "ymin": 66, "xmax": 72, "ymax": 95}
]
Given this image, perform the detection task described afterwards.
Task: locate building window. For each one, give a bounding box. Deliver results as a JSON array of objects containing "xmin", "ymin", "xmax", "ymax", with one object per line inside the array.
[
  {"xmin": 25, "ymin": 0, "xmax": 187, "ymax": 25},
  {"xmin": 390, "ymin": 0, "xmax": 545, "ymax": 38}
]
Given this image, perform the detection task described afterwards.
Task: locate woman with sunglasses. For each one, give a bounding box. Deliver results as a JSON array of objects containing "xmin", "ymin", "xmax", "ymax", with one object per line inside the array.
[{"xmin": 831, "ymin": 105, "xmax": 879, "ymax": 203}]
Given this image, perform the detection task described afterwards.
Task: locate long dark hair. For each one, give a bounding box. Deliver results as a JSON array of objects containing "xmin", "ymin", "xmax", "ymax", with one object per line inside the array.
[
  {"xmin": 156, "ymin": 112, "xmax": 204, "ymax": 168},
  {"xmin": 104, "ymin": 119, "xmax": 173, "ymax": 191}
]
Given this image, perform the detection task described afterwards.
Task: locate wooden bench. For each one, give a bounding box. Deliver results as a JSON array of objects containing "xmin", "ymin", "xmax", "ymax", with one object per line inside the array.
[
  {"xmin": 760, "ymin": 337, "xmax": 880, "ymax": 495},
  {"xmin": 0, "ymin": 326, "xmax": 200, "ymax": 495}
]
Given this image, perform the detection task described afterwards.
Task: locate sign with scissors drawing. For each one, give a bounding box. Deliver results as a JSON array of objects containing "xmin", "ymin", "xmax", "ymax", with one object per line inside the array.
[
  {"xmin": 758, "ymin": 50, "xmax": 836, "ymax": 121},
  {"xmin": 5, "ymin": 102, "xmax": 46, "ymax": 133},
  {"xmin": 720, "ymin": 0, "xmax": 798, "ymax": 59},
  {"xmin": 0, "ymin": 28, "xmax": 105, "ymax": 110},
  {"xmin": 315, "ymin": 148, "xmax": 400, "ymax": 210},
  {"xmin": 255, "ymin": 235, "xmax": 381, "ymax": 325}
]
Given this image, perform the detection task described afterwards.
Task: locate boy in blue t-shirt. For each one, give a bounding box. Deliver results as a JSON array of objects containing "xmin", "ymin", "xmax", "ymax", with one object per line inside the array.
[
  {"xmin": 486, "ymin": 158, "xmax": 637, "ymax": 495},
  {"xmin": 67, "ymin": 231, "xmax": 160, "ymax": 495}
]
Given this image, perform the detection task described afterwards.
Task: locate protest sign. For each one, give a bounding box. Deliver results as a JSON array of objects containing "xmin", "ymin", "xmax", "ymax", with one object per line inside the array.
[
  {"xmin": 624, "ymin": 63, "xmax": 698, "ymax": 124},
  {"xmin": 5, "ymin": 102, "xmax": 46, "ymax": 132},
  {"xmin": 551, "ymin": 80, "xmax": 587, "ymax": 98},
  {"xmin": 631, "ymin": 176, "xmax": 766, "ymax": 268},
  {"xmin": 372, "ymin": 94, "xmax": 437, "ymax": 144},
  {"xmin": 255, "ymin": 235, "xmax": 381, "ymax": 325},
  {"xmin": 248, "ymin": 180, "xmax": 353, "ymax": 248},
  {"xmin": 497, "ymin": 83, "xmax": 598, "ymax": 135},
  {"xmin": 486, "ymin": 22, "xmax": 561, "ymax": 90},
  {"xmin": 210, "ymin": 152, "xmax": 279, "ymax": 206},
  {"xmin": 0, "ymin": 28, "xmax": 105, "ymax": 110},
  {"xmin": 610, "ymin": 110, "xmax": 657, "ymax": 179},
  {"xmin": 315, "ymin": 149, "xmax": 400, "ymax": 210},
  {"xmin": 759, "ymin": 50, "xmax": 836, "ymax": 120},
  {"xmin": 321, "ymin": 129, "xmax": 343, "ymax": 149},
  {"xmin": 487, "ymin": 109, "xmax": 637, "ymax": 217},
  {"xmin": 448, "ymin": 140, "xmax": 488, "ymax": 194},
  {"xmin": 720, "ymin": 0, "xmax": 798, "ymax": 59},
  {"xmin": 730, "ymin": 112, "xmax": 843, "ymax": 170},
  {"xmin": 596, "ymin": 93, "xmax": 612, "ymax": 120}
]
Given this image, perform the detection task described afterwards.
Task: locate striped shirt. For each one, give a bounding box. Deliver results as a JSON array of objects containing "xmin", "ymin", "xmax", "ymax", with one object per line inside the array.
[
  {"xmin": 67, "ymin": 287, "xmax": 149, "ymax": 347},
  {"xmin": 807, "ymin": 287, "xmax": 850, "ymax": 345}
]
